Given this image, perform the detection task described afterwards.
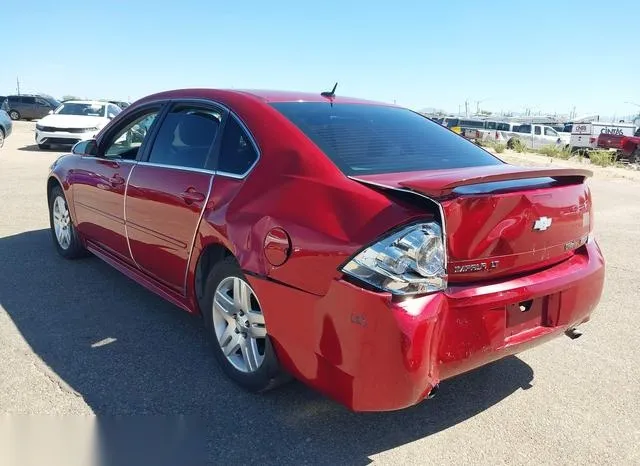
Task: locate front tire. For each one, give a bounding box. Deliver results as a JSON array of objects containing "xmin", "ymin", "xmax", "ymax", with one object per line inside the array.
[
  {"xmin": 9, "ymin": 110, "xmax": 20, "ymax": 120},
  {"xmin": 203, "ymin": 257, "xmax": 287, "ymax": 392},
  {"xmin": 48, "ymin": 185, "xmax": 86, "ymax": 259}
]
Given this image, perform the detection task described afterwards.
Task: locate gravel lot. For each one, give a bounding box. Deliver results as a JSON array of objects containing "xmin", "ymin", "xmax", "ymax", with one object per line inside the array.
[{"xmin": 1, "ymin": 121, "xmax": 639, "ymax": 464}]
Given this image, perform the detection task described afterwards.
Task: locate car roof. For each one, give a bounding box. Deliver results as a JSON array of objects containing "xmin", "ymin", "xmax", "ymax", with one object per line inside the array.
[{"xmin": 138, "ymin": 88, "xmax": 393, "ymax": 107}]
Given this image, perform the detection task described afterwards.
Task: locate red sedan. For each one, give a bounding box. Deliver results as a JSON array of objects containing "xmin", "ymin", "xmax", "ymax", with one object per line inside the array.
[{"xmin": 47, "ymin": 88, "xmax": 605, "ymax": 411}]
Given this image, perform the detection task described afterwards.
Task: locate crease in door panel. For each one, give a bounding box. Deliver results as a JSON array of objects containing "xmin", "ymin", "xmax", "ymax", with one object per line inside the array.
[
  {"xmin": 123, "ymin": 163, "xmax": 141, "ymax": 270},
  {"xmin": 182, "ymin": 174, "xmax": 215, "ymax": 295}
]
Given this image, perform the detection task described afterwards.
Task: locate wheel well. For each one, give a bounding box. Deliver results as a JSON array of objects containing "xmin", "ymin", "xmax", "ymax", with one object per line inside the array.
[
  {"xmin": 194, "ymin": 243, "xmax": 233, "ymax": 313},
  {"xmin": 47, "ymin": 177, "xmax": 62, "ymax": 204}
]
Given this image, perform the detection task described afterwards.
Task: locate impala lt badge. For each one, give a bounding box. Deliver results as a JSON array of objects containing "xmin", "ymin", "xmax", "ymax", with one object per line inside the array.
[{"xmin": 533, "ymin": 216, "xmax": 552, "ymax": 231}]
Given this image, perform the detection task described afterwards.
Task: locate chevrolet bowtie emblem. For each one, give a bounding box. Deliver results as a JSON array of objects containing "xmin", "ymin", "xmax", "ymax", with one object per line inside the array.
[{"xmin": 533, "ymin": 216, "xmax": 552, "ymax": 231}]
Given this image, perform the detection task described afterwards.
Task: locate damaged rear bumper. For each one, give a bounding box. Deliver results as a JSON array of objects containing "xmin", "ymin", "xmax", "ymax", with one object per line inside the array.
[{"xmin": 248, "ymin": 239, "xmax": 605, "ymax": 412}]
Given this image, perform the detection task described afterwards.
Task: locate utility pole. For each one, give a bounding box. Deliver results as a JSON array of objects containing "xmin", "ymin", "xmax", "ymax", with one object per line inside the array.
[
  {"xmin": 16, "ymin": 76, "xmax": 21, "ymax": 95},
  {"xmin": 464, "ymin": 99, "xmax": 469, "ymax": 117}
]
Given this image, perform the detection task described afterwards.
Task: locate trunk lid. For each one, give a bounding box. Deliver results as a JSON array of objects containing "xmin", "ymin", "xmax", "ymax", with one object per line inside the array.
[{"xmin": 353, "ymin": 165, "xmax": 593, "ymax": 281}]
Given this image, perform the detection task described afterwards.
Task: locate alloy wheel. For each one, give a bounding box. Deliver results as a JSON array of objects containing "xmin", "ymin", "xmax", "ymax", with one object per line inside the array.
[
  {"xmin": 52, "ymin": 195, "xmax": 72, "ymax": 250},
  {"xmin": 212, "ymin": 276, "xmax": 267, "ymax": 373},
  {"xmin": 9, "ymin": 111, "xmax": 19, "ymax": 121}
]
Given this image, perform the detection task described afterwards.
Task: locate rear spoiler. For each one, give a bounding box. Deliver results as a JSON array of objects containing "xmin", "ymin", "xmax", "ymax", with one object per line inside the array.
[{"xmin": 351, "ymin": 167, "xmax": 593, "ymax": 200}]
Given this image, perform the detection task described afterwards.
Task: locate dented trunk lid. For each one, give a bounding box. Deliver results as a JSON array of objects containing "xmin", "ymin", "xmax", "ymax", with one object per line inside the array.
[{"xmin": 353, "ymin": 165, "xmax": 593, "ymax": 281}]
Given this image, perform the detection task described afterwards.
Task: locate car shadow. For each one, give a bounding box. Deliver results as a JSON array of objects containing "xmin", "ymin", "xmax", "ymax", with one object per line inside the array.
[
  {"xmin": 17, "ymin": 144, "xmax": 69, "ymax": 152},
  {"xmin": 0, "ymin": 229, "xmax": 534, "ymax": 464}
]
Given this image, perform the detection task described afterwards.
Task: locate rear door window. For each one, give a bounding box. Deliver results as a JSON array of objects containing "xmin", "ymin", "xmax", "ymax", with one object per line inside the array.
[
  {"xmin": 217, "ymin": 116, "xmax": 259, "ymax": 176},
  {"xmin": 271, "ymin": 102, "xmax": 501, "ymax": 175}
]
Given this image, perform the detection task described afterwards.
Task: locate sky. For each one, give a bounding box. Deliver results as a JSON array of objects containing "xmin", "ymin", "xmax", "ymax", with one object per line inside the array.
[{"xmin": 2, "ymin": 0, "xmax": 639, "ymax": 119}]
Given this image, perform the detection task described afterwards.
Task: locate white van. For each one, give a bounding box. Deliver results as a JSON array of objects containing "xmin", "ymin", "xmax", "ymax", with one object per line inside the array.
[{"xmin": 570, "ymin": 122, "xmax": 636, "ymax": 151}]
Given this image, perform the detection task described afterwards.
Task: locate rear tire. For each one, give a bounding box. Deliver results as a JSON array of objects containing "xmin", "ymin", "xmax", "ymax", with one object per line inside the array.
[
  {"xmin": 9, "ymin": 110, "xmax": 20, "ymax": 121},
  {"xmin": 202, "ymin": 257, "xmax": 288, "ymax": 392},
  {"xmin": 48, "ymin": 185, "xmax": 86, "ymax": 259}
]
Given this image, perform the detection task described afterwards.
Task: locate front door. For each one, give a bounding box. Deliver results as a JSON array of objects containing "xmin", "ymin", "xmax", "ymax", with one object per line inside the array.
[
  {"xmin": 125, "ymin": 102, "xmax": 222, "ymax": 293},
  {"xmin": 71, "ymin": 106, "xmax": 163, "ymax": 262}
]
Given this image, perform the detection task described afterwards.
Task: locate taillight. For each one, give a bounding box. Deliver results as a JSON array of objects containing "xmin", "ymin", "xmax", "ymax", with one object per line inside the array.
[
  {"xmin": 341, "ymin": 222, "xmax": 447, "ymax": 296},
  {"xmin": 589, "ymin": 137, "xmax": 596, "ymax": 144}
]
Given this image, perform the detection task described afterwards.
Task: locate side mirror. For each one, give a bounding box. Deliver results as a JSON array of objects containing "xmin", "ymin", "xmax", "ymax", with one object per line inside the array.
[{"xmin": 72, "ymin": 139, "xmax": 98, "ymax": 156}]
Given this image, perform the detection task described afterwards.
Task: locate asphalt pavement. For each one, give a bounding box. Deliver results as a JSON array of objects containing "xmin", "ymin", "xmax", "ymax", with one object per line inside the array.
[{"xmin": 0, "ymin": 121, "xmax": 638, "ymax": 465}]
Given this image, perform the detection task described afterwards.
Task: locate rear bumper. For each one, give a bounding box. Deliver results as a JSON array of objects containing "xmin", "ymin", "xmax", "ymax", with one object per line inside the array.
[{"xmin": 249, "ymin": 240, "xmax": 605, "ymax": 412}]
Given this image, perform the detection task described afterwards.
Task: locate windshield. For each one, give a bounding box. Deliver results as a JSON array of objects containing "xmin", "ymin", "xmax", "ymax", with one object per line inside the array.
[
  {"xmin": 272, "ymin": 102, "xmax": 502, "ymax": 175},
  {"xmin": 55, "ymin": 102, "xmax": 105, "ymax": 117}
]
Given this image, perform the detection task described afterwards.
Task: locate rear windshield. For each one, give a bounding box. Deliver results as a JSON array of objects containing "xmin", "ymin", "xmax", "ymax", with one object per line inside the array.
[{"xmin": 271, "ymin": 103, "xmax": 501, "ymax": 175}]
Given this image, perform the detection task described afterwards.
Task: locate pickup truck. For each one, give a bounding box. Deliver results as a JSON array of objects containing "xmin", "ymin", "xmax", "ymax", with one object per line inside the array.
[
  {"xmin": 621, "ymin": 131, "xmax": 640, "ymax": 164},
  {"xmin": 596, "ymin": 132, "xmax": 626, "ymax": 151},
  {"xmin": 506, "ymin": 124, "xmax": 570, "ymax": 150}
]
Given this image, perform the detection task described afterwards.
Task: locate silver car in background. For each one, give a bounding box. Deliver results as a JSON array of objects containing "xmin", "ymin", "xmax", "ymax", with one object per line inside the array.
[{"xmin": 0, "ymin": 109, "xmax": 13, "ymax": 149}]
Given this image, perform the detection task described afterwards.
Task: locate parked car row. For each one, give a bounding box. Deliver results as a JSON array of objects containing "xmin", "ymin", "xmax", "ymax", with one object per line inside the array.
[
  {"xmin": 0, "ymin": 94, "xmax": 129, "ymax": 150},
  {"xmin": 432, "ymin": 115, "xmax": 638, "ymax": 155},
  {"xmin": 432, "ymin": 117, "xmax": 571, "ymax": 150}
]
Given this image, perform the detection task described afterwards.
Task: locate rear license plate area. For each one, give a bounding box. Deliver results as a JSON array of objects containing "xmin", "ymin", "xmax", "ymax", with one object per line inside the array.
[{"xmin": 506, "ymin": 297, "xmax": 547, "ymax": 337}]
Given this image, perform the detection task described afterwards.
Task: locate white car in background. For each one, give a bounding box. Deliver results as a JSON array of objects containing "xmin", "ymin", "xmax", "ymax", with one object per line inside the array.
[{"xmin": 35, "ymin": 100, "xmax": 121, "ymax": 150}]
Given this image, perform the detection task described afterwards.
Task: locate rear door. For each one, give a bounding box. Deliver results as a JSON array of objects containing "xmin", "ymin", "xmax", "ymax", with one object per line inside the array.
[{"xmin": 125, "ymin": 102, "xmax": 223, "ymax": 293}]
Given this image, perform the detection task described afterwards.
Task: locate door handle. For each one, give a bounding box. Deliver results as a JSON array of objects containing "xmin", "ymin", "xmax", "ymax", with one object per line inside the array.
[
  {"xmin": 180, "ymin": 188, "xmax": 205, "ymax": 204},
  {"xmin": 109, "ymin": 174, "xmax": 125, "ymax": 186}
]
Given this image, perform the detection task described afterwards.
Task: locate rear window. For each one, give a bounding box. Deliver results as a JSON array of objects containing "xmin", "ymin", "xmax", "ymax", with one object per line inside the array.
[
  {"xmin": 271, "ymin": 102, "xmax": 501, "ymax": 175},
  {"xmin": 459, "ymin": 119, "xmax": 485, "ymax": 129}
]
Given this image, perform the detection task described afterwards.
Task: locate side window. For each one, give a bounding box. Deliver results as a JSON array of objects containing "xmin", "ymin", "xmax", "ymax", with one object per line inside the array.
[
  {"xmin": 104, "ymin": 110, "xmax": 160, "ymax": 160},
  {"xmin": 22, "ymin": 97, "xmax": 36, "ymax": 104},
  {"xmin": 35, "ymin": 98, "xmax": 50, "ymax": 107},
  {"xmin": 544, "ymin": 127, "xmax": 558, "ymax": 137},
  {"xmin": 147, "ymin": 105, "xmax": 221, "ymax": 169},
  {"xmin": 217, "ymin": 116, "xmax": 259, "ymax": 176},
  {"xmin": 534, "ymin": 126, "xmax": 542, "ymax": 135},
  {"xmin": 486, "ymin": 122, "xmax": 496, "ymax": 130},
  {"xmin": 518, "ymin": 124, "xmax": 531, "ymax": 134},
  {"xmin": 107, "ymin": 105, "xmax": 121, "ymax": 119}
]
